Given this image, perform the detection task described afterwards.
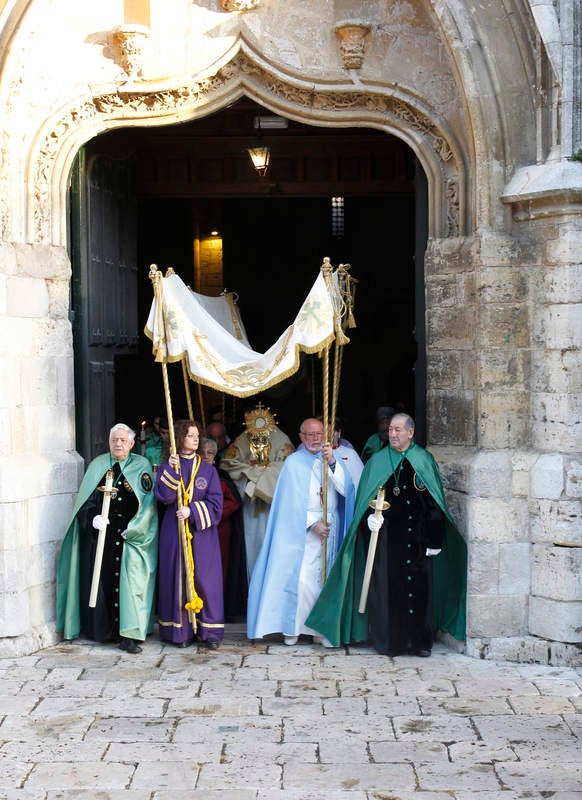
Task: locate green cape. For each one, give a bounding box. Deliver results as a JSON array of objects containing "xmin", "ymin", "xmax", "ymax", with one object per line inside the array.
[
  {"xmin": 56, "ymin": 452, "xmax": 158, "ymax": 641},
  {"xmin": 306, "ymin": 442, "xmax": 467, "ymax": 646}
]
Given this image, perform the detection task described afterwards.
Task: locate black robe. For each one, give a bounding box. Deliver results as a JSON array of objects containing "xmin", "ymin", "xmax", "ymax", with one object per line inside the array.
[
  {"xmin": 365, "ymin": 459, "xmax": 444, "ymax": 655},
  {"xmin": 77, "ymin": 463, "xmax": 138, "ymax": 642}
]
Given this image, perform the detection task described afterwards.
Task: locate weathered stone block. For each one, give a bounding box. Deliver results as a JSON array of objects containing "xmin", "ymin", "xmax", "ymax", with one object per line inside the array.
[
  {"xmin": 543, "ymin": 263, "xmax": 582, "ymax": 303},
  {"xmin": 27, "ymin": 492, "xmax": 75, "ymax": 544},
  {"xmin": 0, "ymin": 501, "xmax": 25, "ymax": 547},
  {"xmin": 468, "ymin": 540, "xmax": 499, "ymax": 594},
  {"xmin": 427, "ymin": 351, "xmax": 462, "ymax": 389},
  {"xmin": 431, "ymin": 446, "xmax": 474, "ymax": 492},
  {"xmin": 0, "ymin": 456, "xmax": 52, "ymax": 503},
  {"xmin": 467, "ymin": 497, "xmax": 528, "ymax": 543},
  {"xmin": 29, "ymin": 580, "xmax": 57, "ymax": 627},
  {"xmin": 531, "ymin": 348, "xmax": 582, "ymax": 393},
  {"xmin": 13, "ymin": 243, "xmax": 71, "ymax": 280},
  {"xmin": 0, "ymin": 317, "xmax": 33, "ymax": 356},
  {"xmin": 0, "ymin": 355, "xmax": 22, "ymax": 409},
  {"xmin": 0, "ymin": 241, "xmax": 17, "ymax": 275},
  {"xmin": 532, "ymin": 415, "xmax": 582, "ymax": 454},
  {"xmin": 0, "ymin": 590, "xmax": 30, "ymax": 636},
  {"xmin": 531, "ymin": 544, "xmax": 582, "ymax": 601},
  {"xmin": 36, "ymin": 404, "xmax": 76, "ymax": 455},
  {"xmin": 479, "ymin": 266, "xmax": 528, "ymax": 303},
  {"xmin": 55, "ymin": 357, "xmax": 75, "ymax": 406},
  {"xmin": 424, "ymin": 236, "xmax": 477, "ymax": 276},
  {"xmin": 511, "ymin": 450, "xmax": 538, "ymax": 497},
  {"xmin": 530, "ymin": 453, "xmax": 564, "ymax": 499},
  {"xmin": 535, "ymin": 304, "xmax": 582, "ymax": 350},
  {"xmin": 426, "ymin": 306, "xmax": 474, "ymax": 349},
  {"xmin": 0, "ymin": 409, "xmax": 9, "ymax": 458},
  {"xmin": 468, "ymin": 594, "xmax": 527, "ymax": 637},
  {"xmin": 468, "ymin": 450, "xmax": 512, "ymax": 496},
  {"xmin": 545, "ymin": 228, "xmax": 582, "ymax": 265},
  {"xmin": 6, "ymin": 276, "xmax": 49, "ymax": 318},
  {"xmin": 478, "ymin": 231, "xmax": 521, "ymax": 267},
  {"xmin": 530, "ymin": 499, "xmax": 582, "ymax": 546},
  {"xmin": 0, "ymin": 548, "xmax": 27, "ymax": 593},
  {"xmin": 32, "ymin": 318, "xmax": 72, "ymax": 357},
  {"xmin": 426, "ymin": 276, "xmax": 459, "ymax": 307},
  {"xmin": 478, "ymin": 304, "xmax": 529, "ymax": 348},
  {"xmin": 566, "ymin": 460, "xmax": 582, "ymax": 497},
  {"xmin": 499, "ymin": 542, "xmax": 531, "ymax": 595},
  {"xmin": 47, "ymin": 277, "xmax": 71, "ymax": 319},
  {"xmin": 478, "ymin": 394, "xmax": 529, "ymax": 449},
  {"xmin": 427, "ymin": 391, "xmax": 476, "ymax": 445},
  {"xmin": 478, "ymin": 349, "xmax": 530, "ymax": 390},
  {"xmin": 529, "ymin": 596, "xmax": 582, "ymax": 643},
  {"xmin": 19, "ymin": 357, "xmax": 58, "ymax": 407}
]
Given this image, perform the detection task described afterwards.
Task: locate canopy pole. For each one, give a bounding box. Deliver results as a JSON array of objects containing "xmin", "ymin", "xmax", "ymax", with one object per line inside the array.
[
  {"xmin": 320, "ymin": 343, "xmax": 330, "ymax": 585},
  {"xmin": 181, "ymin": 358, "xmax": 194, "ymax": 421},
  {"xmin": 149, "ymin": 264, "xmax": 198, "ymax": 629}
]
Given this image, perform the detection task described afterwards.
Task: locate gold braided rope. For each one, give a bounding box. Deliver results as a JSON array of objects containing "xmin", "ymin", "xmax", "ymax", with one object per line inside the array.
[{"xmin": 149, "ymin": 264, "xmax": 200, "ymax": 630}]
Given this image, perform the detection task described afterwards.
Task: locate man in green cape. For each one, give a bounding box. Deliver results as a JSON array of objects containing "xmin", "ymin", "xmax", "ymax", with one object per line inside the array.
[
  {"xmin": 56, "ymin": 423, "xmax": 158, "ymax": 654},
  {"xmin": 307, "ymin": 413, "xmax": 466, "ymax": 655}
]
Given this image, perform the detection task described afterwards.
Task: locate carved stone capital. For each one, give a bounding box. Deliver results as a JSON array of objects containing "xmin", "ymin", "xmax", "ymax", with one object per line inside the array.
[
  {"xmin": 109, "ymin": 24, "xmax": 151, "ymax": 79},
  {"xmin": 334, "ymin": 21, "xmax": 371, "ymax": 70},
  {"xmin": 220, "ymin": 0, "xmax": 260, "ymax": 10}
]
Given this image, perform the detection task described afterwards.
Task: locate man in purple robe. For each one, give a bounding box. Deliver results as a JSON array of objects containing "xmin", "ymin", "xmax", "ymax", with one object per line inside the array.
[{"xmin": 155, "ymin": 419, "xmax": 224, "ymax": 648}]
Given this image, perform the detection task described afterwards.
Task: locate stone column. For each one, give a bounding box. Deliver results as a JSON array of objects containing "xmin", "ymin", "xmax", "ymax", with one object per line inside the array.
[{"xmin": 0, "ymin": 241, "xmax": 83, "ymax": 656}]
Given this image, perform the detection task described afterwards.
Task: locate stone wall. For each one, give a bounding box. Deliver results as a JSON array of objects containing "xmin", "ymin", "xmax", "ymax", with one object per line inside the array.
[{"xmin": 0, "ymin": 241, "xmax": 83, "ymax": 656}]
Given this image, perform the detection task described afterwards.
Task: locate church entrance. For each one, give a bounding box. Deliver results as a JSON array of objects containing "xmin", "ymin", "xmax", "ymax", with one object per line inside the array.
[{"xmin": 69, "ymin": 98, "xmax": 425, "ymax": 459}]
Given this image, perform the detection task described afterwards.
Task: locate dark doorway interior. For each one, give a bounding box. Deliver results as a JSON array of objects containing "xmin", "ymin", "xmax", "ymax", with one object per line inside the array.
[{"xmin": 72, "ymin": 98, "xmax": 424, "ymax": 458}]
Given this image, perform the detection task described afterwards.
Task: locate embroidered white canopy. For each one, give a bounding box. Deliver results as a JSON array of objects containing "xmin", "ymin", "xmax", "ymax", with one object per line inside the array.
[{"xmin": 145, "ymin": 266, "xmax": 343, "ymax": 398}]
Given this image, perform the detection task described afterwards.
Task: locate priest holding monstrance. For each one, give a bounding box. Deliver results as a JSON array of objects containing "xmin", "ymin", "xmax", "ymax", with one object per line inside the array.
[
  {"xmin": 220, "ymin": 402, "xmax": 294, "ymax": 580},
  {"xmin": 306, "ymin": 413, "xmax": 467, "ymax": 657}
]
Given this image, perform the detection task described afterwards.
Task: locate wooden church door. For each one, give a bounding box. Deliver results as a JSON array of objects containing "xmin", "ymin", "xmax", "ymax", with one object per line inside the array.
[{"xmin": 69, "ymin": 148, "xmax": 139, "ymax": 460}]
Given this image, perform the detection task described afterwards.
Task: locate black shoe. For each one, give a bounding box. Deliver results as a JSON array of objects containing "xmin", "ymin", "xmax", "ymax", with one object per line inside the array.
[
  {"xmin": 414, "ymin": 649, "xmax": 432, "ymax": 658},
  {"xmin": 119, "ymin": 637, "xmax": 142, "ymax": 654},
  {"xmin": 204, "ymin": 638, "xmax": 220, "ymax": 650},
  {"xmin": 176, "ymin": 639, "xmax": 193, "ymax": 648}
]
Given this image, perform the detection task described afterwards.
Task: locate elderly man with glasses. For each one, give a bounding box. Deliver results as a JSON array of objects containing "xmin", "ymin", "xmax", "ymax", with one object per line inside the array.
[{"xmin": 247, "ymin": 417, "xmax": 355, "ymax": 648}]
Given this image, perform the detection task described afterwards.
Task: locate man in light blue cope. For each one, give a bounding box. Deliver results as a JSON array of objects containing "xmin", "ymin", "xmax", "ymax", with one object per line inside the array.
[{"xmin": 247, "ymin": 417, "xmax": 355, "ymax": 647}]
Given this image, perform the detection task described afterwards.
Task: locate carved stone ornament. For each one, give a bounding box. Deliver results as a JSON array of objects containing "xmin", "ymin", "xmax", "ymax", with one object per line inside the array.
[
  {"xmin": 31, "ymin": 53, "xmax": 461, "ymax": 243},
  {"xmin": 110, "ymin": 24, "xmax": 151, "ymax": 79},
  {"xmin": 220, "ymin": 0, "xmax": 260, "ymax": 11},
  {"xmin": 334, "ymin": 21, "xmax": 371, "ymax": 70}
]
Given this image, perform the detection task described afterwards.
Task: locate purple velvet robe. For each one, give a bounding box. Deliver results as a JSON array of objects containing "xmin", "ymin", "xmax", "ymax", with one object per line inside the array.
[{"xmin": 155, "ymin": 454, "xmax": 224, "ymax": 643}]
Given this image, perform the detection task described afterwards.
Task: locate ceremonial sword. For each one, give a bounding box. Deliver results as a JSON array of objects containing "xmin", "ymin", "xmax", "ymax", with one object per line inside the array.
[
  {"xmin": 358, "ymin": 485, "xmax": 390, "ymax": 614},
  {"xmin": 89, "ymin": 469, "xmax": 118, "ymax": 608}
]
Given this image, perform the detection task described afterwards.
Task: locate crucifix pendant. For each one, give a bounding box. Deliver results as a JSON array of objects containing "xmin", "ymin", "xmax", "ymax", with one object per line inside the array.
[{"xmin": 393, "ymin": 486, "xmax": 401, "ymax": 497}]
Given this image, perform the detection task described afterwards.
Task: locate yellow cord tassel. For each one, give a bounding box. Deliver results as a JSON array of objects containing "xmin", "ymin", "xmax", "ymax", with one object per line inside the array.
[{"xmin": 183, "ymin": 519, "xmax": 204, "ymax": 614}]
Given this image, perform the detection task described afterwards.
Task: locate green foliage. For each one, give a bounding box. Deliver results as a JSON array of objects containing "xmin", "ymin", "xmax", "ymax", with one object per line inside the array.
[{"xmin": 567, "ymin": 148, "xmax": 582, "ymax": 162}]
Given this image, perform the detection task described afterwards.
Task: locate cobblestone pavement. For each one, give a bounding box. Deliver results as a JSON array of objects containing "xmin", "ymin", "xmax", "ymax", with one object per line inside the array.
[{"xmin": 0, "ymin": 627, "xmax": 580, "ymax": 800}]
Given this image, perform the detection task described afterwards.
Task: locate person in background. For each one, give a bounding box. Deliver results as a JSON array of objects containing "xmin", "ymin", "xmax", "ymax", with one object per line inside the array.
[
  {"xmin": 220, "ymin": 402, "xmax": 294, "ymax": 580},
  {"xmin": 360, "ymin": 406, "xmax": 395, "ymax": 463},
  {"xmin": 56, "ymin": 423, "xmax": 158, "ymax": 654},
  {"xmin": 155, "ymin": 419, "xmax": 224, "ymax": 649},
  {"xmin": 205, "ymin": 421, "xmax": 230, "ymax": 466}
]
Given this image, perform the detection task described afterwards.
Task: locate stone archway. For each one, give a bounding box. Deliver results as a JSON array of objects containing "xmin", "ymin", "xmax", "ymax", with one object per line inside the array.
[{"xmin": 28, "ymin": 49, "xmax": 469, "ymax": 248}]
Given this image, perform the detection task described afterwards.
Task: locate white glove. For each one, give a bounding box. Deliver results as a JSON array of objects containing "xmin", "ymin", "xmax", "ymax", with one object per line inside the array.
[
  {"xmin": 426, "ymin": 548, "xmax": 441, "ymax": 556},
  {"xmin": 92, "ymin": 514, "xmax": 109, "ymax": 532},
  {"xmin": 120, "ymin": 529, "xmax": 128, "ymax": 540},
  {"xmin": 367, "ymin": 514, "xmax": 383, "ymax": 533}
]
